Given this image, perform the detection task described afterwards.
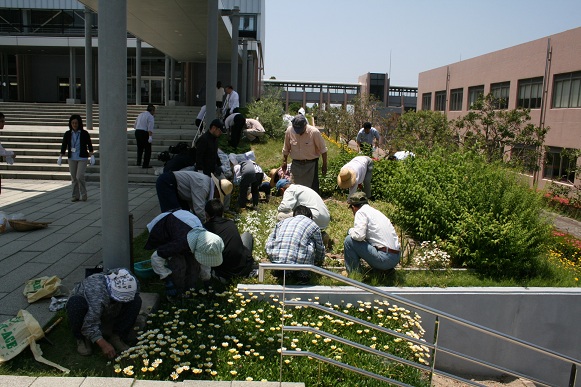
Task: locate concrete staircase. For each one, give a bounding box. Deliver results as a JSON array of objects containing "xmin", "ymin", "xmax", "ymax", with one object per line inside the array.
[{"xmin": 0, "ymin": 103, "xmax": 201, "ymax": 184}]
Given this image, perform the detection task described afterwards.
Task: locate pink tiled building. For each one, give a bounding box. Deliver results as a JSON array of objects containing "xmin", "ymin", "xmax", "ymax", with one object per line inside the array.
[{"xmin": 418, "ymin": 27, "xmax": 581, "ymax": 189}]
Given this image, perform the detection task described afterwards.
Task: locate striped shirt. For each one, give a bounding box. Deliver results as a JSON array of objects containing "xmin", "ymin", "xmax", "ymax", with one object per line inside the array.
[{"xmin": 266, "ymin": 215, "xmax": 325, "ymax": 266}]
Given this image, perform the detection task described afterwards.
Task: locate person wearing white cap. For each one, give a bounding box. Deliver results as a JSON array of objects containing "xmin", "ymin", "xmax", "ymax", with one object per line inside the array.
[
  {"xmin": 66, "ymin": 268, "xmax": 141, "ymax": 358},
  {"xmin": 337, "ymin": 155, "xmax": 374, "ymax": 198},
  {"xmin": 186, "ymin": 227, "xmax": 224, "ymax": 281}
]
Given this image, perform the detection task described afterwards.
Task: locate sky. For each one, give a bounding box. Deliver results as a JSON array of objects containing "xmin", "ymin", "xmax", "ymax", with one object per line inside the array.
[{"xmin": 264, "ymin": 0, "xmax": 581, "ymax": 87}]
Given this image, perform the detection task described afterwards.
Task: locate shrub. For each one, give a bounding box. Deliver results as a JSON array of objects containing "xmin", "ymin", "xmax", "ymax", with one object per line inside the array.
[
  {"xmin": 246, "ymin": 87, "xmax": 286, "ymax": 138},
  {"xmin": 372, "ymin": 148, "xmax": 553, "ymax": 278}
]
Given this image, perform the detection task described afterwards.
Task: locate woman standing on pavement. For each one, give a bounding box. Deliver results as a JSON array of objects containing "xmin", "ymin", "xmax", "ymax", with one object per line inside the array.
[{"xmin": 58, "ymin": 114, "xmax": 94, "ymax": 202}]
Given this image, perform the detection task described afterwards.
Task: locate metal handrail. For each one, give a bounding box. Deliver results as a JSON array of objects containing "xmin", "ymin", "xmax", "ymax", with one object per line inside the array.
[{"xmin": 258, "ymin": 263, "xmax": 580, "ymax": 387}]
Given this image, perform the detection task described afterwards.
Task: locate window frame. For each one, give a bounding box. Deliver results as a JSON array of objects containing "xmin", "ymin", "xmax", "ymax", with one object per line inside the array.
[
  {"xmin": 468, "ymin": 85, "xmax": 484, "ymax": 109},
  {"xmin": 449, "ymin": 88, "xmax": 463, "ymax": 111},
  {"xmin": 490, "ymin": 81, "xmax": 510, "ymax": 109},
  {"xmin": 517, "ymin": 77, "xmax": 543, "ymax": 109},
  {"xmin": 421, "ymin": 92, "xmax": 432, "ymax": 111},
  {"xmin": 434, "ymin": 90, "xmax": 446, "ymax": 111},
  {"xmin": 552, "ymin": 72, "xmax": 581, "ymax": 108}
]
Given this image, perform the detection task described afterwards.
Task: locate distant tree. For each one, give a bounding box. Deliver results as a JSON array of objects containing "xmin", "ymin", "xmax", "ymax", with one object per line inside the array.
[
  {"xmin": 246, "ymin": 86, "xmax": 286, "ymax": 138},
  {"xmin": 390, "ymin": 110, "xmax": 454, "ymax": 154}
]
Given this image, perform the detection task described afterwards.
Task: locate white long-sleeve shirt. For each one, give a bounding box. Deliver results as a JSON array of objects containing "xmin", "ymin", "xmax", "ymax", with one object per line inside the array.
[
  {"xmin": 348, "ymin": 204, "xmax": 400, "ymax": 251},
  {"xmin": 278, "ymin": 184, "xmax": 330, "ymax": 230}
]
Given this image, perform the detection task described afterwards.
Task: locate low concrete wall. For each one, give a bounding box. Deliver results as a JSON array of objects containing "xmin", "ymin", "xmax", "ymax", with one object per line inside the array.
[{"xmin": 237, "ymin": 285, "xmax": 581, "ymax": 387}]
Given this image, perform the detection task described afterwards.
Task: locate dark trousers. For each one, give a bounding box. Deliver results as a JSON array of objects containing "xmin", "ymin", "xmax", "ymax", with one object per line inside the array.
[
  {"xmin": 66, "ymin": 294, "xmax": 142, "ymax": 341},
  {"xmin": 135, "ymin": 130, "xmax": 151, "ymax": 167},
  {"xmin": 229, "ymin": 112, "xmax": 245, "ymax": 149},
  {"xmin": 239, "ymin": 168, "xmax": 263, "ymax": 208},
  {"xmin": 156, "ymin": 172, "xmax": 189, "ymax": 212}
]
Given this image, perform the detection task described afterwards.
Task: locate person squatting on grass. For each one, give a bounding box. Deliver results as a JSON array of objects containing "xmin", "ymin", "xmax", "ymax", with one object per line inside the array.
[
  {"xmin": 66, "ymin": 268, "xmax": 141, "ymax": 358},
  {"xmin": 344, "ymin": 192, "xmax": 401, "ymax": 274},
  {"xmin": 266, "ymin": 205, "xmax": 325, "ymax": 284},
  {"xmin": 145, "ymin": 209, "xmax": 224, "ymax": 296}
]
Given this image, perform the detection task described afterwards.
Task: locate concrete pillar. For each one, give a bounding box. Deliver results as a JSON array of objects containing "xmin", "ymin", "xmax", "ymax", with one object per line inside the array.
[
  {"xmin": 230, "ymin": 6, "xmax": 240, "ymax": 90},
  {"xmin": 164, "ymin": 55, "xmax": 170, "ymax": 106},
  {"xmin": 170, "ymin": 57, "xmax": 176, "ymax": 104},
  {"xmin": 179, "ymin": 62, "xmax": 185, "ymax": 103},
  {"xmin": 240, "ymin": 40, "xmax": 247, "ymax": 107},
  {"xmin": 84, "ymin": 7, "xmax": 93, "ymax": 130},
  {"xmin": 247, "ymin": 53, "xmax": 254, "ymax": 103},
  {"xmin": 205, "ymin": 0, "xmax": 218, "ymax": 124},
  {"xmin": 98, "ymin": 0, "xmax": 130, "ymax": 269},
  {"xmin": 136, "ymin": 38, "xmax": 141, "ymax": 105},
  {"xmin": 22, "ymin": 10, "xmax": 29, "ymax": 34},
  {"xmin": 68, "ymin": 47, "xmax": 77, "ymax": 103}
]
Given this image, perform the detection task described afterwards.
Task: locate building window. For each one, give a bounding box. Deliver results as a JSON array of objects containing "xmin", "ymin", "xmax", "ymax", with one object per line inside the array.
[
  {"xmin": 239, "ymin": 15, "xmax": 257, "ymax": 39},
  {"xmin": 553, "ymin": 71, "xmax": 581, "ymax": 108},
  {"xmin": 544, "ymin": 147, "xmax": 577, "ymax": 183},
  {"xmin": 435, "ymin": 91, "xmax": 446, "ymax": 111},
  {"xmin": 517, "ymin": 77, "xmax": 543, "ymax": 109},
  {"xmin": 369, "ymin": 73, "xmax": 386, "ymax": 102},
  {"xmin": 422, "ymin": 92, "xmax": 432, "ymax": 110},
  {"xmin": 449, "ymin": 88, "xmax": 463, "ymax": 111},
  {"xmin": 490, "ymin": 81, "xmax": 510, "ymax": 109},
  {"xmin": 468, "ymin": 85, "xmax": 484, "ymax": 109}
]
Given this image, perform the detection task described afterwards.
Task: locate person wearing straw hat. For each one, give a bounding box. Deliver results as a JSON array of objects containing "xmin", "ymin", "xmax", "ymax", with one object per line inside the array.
[
  {"xmin": 337, "ymin": 155, "xmax": 374, "ymax": 198},
  {"xmin": 343, "ymin": 192, "xmax": 400, "ymax": 275},
  {"xmin": 66, "ymin": 268, "xmax": 141, "ymax": 358}
]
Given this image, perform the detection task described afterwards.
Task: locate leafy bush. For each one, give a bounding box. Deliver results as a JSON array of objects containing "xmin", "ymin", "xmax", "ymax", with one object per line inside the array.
[
  {"xmin": 246, "ymin": 87, "xmax": 286, "ymax": 139},
  {"xmin": 372, "ymin": 148, "xmax": 553, "ymax": 278}
]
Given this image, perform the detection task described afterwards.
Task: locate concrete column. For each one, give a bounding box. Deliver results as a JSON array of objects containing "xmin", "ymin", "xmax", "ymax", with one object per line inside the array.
[
  {"xmin": 84, "ymin": 7, "xmax": 93, "ymax": 130},
  {"xmin": 205, "ymin": 0, "xmax": 218, "ymax": 124},
  {"xmin": 136, "ymin": 38, "xmax": 141, "ymax": 105},
  {"xmin": 230, "ymin": 6, "xmax": 240, "ymax": 90},
  {"xmin": 247, "ymin": 53, "xmax": 254, "ymax": 102},
  {"xmin": 98, "ymin": 0, "xmax": 130, "ymax": 269},
  {"xmin": 164, "ymin": 55, "xmax": 170, "ymax": 106},
  {"xmin": 22, "ymin": 10, "xmax": 29, "ymax": 34},
  {"xmin": 240, "ymin": 40, "xmax": 247, "ymax": 107},
  {"xmin": 170, "ymin": 57, "xmax": 176, "ymax": 104},
  {"xmin": 179, "ymin": 62, "xmax": 185, "ymax": 103},
  {"xmin": 68, "ymin": 47, "xmax": 77, "ymax": 103}
]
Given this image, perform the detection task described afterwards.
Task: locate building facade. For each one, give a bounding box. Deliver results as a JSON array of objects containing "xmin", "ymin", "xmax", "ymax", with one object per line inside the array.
[
  {"xmin": 418, "ymin": 26, "xmax": 581, "ymax": 188},
  {"xmin": 0, "ymin": 0, "xmax": 264, "ymax": 105}
]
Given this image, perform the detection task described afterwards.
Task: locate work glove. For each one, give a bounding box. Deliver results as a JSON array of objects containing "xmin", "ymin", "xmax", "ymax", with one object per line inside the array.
[
  {"xmin": 89, "ymin": 155, "xmax": 95, "ymax": 165},
  {"xmin": 57, "ymin": 155, "xmax": 62, "ymax": 166},
  {"xmin": 148, "ymin": 136, "xmax": 153, "ymax": 143}
]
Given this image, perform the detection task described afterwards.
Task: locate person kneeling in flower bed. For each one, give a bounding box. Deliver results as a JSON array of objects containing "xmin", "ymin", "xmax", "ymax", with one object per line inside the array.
[
  {"xmin": 266, "ymin": 205, "xmax": 325, "ymax": 284},
  {"xmin": 145, "ymin": 209, "xmax": 224, "ymax": 296},
  {"xmin": 344, "ymin": 192, "xmax": 401, "ymax": 275},
  {"xmin": 66, "ymin": 268, "xmax": 141, "ymax": 358}
]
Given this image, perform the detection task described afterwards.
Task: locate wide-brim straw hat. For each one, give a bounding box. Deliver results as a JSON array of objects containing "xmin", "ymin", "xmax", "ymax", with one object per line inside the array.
[
  {"xmin": 211, "ymin": 173, "xmax": 233, "ymax": 203},
  {"xmin": 269, "ymin": 168, "xmax": 280, "ymax": 188},
  {"xmin": 337, "ymin": 167, "xmax": 356, "ymax": 189}
]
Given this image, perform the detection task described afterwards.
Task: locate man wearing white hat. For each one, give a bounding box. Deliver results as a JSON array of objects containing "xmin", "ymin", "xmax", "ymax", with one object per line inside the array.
[
  {"xmin": 337, "ymin": 155, "xmax": 374, "ymax": 198},
  {"xmin": 66, "ymin": 268, "xmax": 141, "ymax": 358},
  {"xmin": 186, "ymin": 227, "xmax": 224, "ymax": 282}
]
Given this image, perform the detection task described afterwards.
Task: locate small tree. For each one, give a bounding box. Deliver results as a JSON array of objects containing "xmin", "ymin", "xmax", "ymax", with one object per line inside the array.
[
  {"xmin": 452, "ymin": 94, "xmax": 548, "ymax": 164},
  {"xmin": 246, "ymin": 86, "xmax": 286, "ymax": 138},
  {"xmin": 389, "ymin": 109, "xmax": 454, "ymax": 154}
]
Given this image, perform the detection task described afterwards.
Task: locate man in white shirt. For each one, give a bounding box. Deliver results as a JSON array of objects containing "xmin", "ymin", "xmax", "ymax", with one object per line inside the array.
[
  {"xmin": 337, "ymin": 155, "xmax": 373, "ymax": 198},
  {"xmin": 275, "ymin": 180, "xmax": 330, "ymax": 230},
  {"xmin": 134, "ymin": 104, "xmax": 156, "ymax": 168},
  {"xmin": 343, "ymin": 192, "xmax": 400, "ymax": 274},
  {"xmin": 222, "ymin": 85, "xmax": 240, "ymax": 118}
]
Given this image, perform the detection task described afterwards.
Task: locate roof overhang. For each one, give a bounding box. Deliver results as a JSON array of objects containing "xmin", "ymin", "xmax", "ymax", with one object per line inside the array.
[{"xmin": 78, "ymin": 0, "xmax": 234, "ymax": 62}]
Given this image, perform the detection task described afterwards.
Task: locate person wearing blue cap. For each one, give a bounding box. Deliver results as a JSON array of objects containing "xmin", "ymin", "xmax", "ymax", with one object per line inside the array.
[{"xmin": 281, "ymin": 114, "xmax": 328, "ymax": 193}]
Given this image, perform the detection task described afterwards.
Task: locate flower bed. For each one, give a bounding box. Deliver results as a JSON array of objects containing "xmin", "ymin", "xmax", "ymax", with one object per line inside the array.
[{"xmin": 114, "ymin": 287, "xmax": 431, "ymax": 386}]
